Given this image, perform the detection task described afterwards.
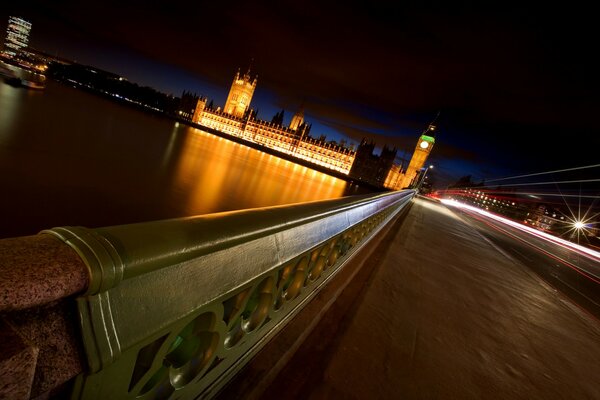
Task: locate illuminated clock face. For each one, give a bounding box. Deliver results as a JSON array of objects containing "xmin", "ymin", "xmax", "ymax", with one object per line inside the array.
[{"xmin": 419, "ymin": 140, "xmax": 429, "ymax": 149}]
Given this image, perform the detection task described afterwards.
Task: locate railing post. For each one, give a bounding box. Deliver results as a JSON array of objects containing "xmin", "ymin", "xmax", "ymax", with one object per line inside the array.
[{"xmin": 0, "ymin": 234, "xmax": 89, "ymax": 399}]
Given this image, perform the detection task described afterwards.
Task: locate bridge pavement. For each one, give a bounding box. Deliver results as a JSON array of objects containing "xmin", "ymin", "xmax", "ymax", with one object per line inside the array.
[{"xmin": 258, "ymin": 197, "xmax": 600, "ymax": 399}]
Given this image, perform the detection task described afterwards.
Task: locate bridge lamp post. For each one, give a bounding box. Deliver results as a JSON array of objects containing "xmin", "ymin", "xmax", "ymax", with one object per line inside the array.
[{"xmin": 417, "ymin": 164, "xmax": 434, "ymax": 192}]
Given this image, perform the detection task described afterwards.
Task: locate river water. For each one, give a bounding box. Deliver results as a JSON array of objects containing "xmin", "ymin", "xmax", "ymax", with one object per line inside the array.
[{"xmin": 0, "ymin": 77, "xmax": 367, "ymax": 239}]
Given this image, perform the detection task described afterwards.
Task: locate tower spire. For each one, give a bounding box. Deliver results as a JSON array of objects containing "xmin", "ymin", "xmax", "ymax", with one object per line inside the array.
[
  {"xmin": 424, "ymin": 111, "xmax": 440, "ymax": 137},
  {"xmin": 289, "ymin": 100, "xmax": 306, "ymax": 131},
  {"xmin": 245, "ymin": 58, "xmax": 254, "ymax": 78},
  {"xmin": 298, "ymin": 98, "xmax": 306, "ymax": 112}
]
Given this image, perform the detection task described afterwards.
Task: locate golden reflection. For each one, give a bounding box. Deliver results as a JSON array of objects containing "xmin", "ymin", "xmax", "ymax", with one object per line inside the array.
[
  {"xmin": 170, "ymin": 127, "xmax": 348, "ymax": 215},
  {"xmin": 160, "ymin": 124, "xmax": 180, "ymax": 170},
  {"xmin": 0, "ymin": 83, "xmax": 24, "ymax": 140}
]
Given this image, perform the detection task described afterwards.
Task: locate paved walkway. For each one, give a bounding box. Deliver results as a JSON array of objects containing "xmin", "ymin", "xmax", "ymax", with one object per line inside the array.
[{"xmin": 270, "ymin": 197, "xmax": 600, "ymax": 399}]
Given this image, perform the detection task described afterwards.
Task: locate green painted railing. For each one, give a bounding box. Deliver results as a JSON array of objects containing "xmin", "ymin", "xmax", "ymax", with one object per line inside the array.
[{"xmin": 44, "ymin": 190, "xmax": 414, "ymax": 399}]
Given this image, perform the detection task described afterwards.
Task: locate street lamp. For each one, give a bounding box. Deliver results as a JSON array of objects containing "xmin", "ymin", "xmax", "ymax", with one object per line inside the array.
[{"xmin": 417, "ymin": 165, "xmax": 434, "ymax": 192}]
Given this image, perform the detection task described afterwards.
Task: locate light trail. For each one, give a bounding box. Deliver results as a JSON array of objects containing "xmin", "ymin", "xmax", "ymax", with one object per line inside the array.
[
  {"xmin": 484, "ymin": 164, "xmax": 600, "ymax": 183},
  {"xmin": 438, "ymin": 190, "xmax": 600, "ymax": 199},
  {"xmin": 468, "ymin": 178, "xmax": 600, "ymax": 189},
  {"xmin": 461, "ymin": 205, "xmax": 600, "ymax": 286},
  {"xmin": 440, "ymin": 198, "xmax": 600, "ymax": 264}
]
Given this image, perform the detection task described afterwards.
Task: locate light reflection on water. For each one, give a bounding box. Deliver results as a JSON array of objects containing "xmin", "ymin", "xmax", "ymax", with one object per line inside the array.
[
  {"xmin": 0, "ymin": 80, "xmax": 25, "ymax": 141},
  {"xmin": 169, "ymin": 126, "xmax": 348, "ymax": 215},
  {"xmin": 0, "ymin": 80, "xmax": 367, "ymax": 238}
]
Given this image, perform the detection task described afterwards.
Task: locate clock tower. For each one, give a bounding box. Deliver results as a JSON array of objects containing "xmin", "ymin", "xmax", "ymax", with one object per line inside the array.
[{"xmin": 401, "ymin": 124, "xmax": 436, "ymax": 188}]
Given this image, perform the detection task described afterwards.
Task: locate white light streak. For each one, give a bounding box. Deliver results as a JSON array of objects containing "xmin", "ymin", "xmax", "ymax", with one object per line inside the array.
[
  {"xmin": 441, "ymin": 199, "xmax": 600, "ymax": 262},
  {"xmin": 485, "ymin": 164, "xmax": 600, "ymax": 183}
]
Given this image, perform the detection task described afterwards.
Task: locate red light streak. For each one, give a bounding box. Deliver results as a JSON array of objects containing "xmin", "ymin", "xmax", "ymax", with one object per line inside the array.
[
  {"xmin": 441, "ymin": 199, "xmax": 600, "ymax": 264},
  {"xmin": 462, "ymin": 207, "xmax": 600, "ymax": 286}
]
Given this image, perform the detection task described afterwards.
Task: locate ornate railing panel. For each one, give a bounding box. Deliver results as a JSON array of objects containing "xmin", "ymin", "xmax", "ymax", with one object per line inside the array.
[{"xmin": 43, "ymin": 190, "xmax": 414, "ymax": 399}]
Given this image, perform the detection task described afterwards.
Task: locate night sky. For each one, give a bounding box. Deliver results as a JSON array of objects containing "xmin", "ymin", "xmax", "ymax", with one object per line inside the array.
[{"xmin": 1, "ymin": 1, "xmax": 598, "ymax": 188}]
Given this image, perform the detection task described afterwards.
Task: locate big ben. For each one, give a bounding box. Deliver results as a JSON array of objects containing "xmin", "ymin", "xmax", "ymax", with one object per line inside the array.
[{"xmin": 401, "ymin": 124, "xmax": 436, "ymax": 188}]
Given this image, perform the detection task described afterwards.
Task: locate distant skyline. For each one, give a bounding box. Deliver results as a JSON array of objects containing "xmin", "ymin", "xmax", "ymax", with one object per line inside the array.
[{"xmin": 1, "ymin": 2, "xmax": 598, "ymax": 188}]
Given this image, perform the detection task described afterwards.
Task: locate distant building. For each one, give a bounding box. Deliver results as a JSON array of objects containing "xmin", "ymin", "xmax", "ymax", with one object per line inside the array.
[
  {"xmin": 383, "ymin": 126, "xmax": 436, "ymax": 190},
  {"xmin": 223, "ymin": 68, "xmax": 257, "ymax": 118},
  {"xmin": 3, "ymin": 16, "xmax": 31, "ymax": 57},
  {"xmin": 289, "ymin": 106, "xmax": 304, "ymax": 131},
  {"xmin": 349, "ymin": 139, "xmax": 397, "ymax": 187},
  {"xmin": 186, "ymin": 67, "xmax": 434, "ymax": 184},
  {"xmin": 525, "ymin": 204, "xmax": 566, "ymax": 231},
  {"xmin": 178, "ymin": 91, "xmax": 203, "ymax": 120},
  {"xmin": 189, "ymin": 68, "xmax": 355, "ymax": 174},
  {"xmin": 384, "ymin": 163, "xmax": 404, "ymax": 190},
  {"xmin": 400, "ymin": 125, "xmax": 436, "ymax": 188}
]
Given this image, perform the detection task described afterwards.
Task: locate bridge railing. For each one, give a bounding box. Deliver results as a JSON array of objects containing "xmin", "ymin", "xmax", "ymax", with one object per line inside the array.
[{"xmin": 1, "ymin": 190, "xmax": 414, "ymax": 399}]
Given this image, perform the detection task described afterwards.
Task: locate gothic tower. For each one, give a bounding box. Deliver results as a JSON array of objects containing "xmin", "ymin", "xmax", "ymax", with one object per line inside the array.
[
  {"xmin": 192, "ymin": 97, "xmax": 207, "ymax": 123},
  {"xmin": 289, "ymin": 105, "xmax": 304, "ymax": 131},
  {"xmin": 401, "ymin": 124, "xmax": 436, "ymax": 188},
  {"xmin": 224, "ymin": 67, "xmax": 257, "ymax": 118}
]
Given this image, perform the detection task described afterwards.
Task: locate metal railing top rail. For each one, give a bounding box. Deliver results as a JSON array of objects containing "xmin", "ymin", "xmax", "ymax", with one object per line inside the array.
[{"xmin": 44, "ymin": 190, "xmax": 413, "ymax": 296}]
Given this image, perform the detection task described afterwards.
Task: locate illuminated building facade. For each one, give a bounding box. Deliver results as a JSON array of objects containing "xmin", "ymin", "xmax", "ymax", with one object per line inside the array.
[
  {"xmin": 384, "ymin": 163, "xmax": 404, "ymax": 189},
  {"xmin": 193, "ymin": 103, "xmax": 355, "ymax": 173},
  {"xmin": 191, "ymin": 68, "xmax": 355, "ymax": 174},
  {"xmin": 3, "ymin": 16, "xmax": 31, "ymax": 57},
  {"xmin": 224, "ymin": 68, "xmax": 257, "ymax": 118},
  {"xmin": 525, "ymin": 204, "xmax": 566, "ymax": 231},
  {"xmin": 187, "ymin": 68, "xmax": 435, "ymax": 182},
  {"xmin": 289, "ymin": 107, "xmax": 304, "ymax": 131}
]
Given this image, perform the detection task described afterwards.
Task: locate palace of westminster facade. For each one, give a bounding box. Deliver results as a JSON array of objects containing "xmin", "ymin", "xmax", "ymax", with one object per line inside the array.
[{"xmin": 180, "ymin": 67, "xmax": 435, "ymax": 190}]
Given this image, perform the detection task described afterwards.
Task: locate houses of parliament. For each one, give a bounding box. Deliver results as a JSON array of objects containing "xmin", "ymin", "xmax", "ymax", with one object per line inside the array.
[{"xmin": 180, "ymin": 67, "xmax": 435, "ymax": 190}]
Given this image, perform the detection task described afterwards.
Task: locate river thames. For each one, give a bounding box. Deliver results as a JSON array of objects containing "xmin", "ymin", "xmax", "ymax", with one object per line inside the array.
[{"xmin": 0, "ymin": 78, "xmax": 369, "ymax": 239}]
